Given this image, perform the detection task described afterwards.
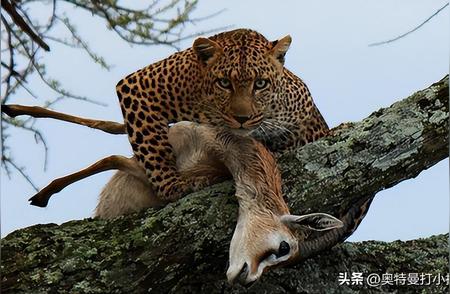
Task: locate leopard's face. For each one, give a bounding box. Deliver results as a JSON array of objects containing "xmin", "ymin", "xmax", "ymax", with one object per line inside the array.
[
  {"xmin": 193, "ymin": 30, "xmax": 292, "ymax": 134},
  {"xmin": 202, "ymin": 50, "xmax": 283, "ymax": 133}
]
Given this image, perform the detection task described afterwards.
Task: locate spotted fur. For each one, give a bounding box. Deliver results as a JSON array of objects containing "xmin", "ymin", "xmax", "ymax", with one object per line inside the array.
[{"xmin": 116, "ymin": 29, "xmax": 329, "ymax": 202}]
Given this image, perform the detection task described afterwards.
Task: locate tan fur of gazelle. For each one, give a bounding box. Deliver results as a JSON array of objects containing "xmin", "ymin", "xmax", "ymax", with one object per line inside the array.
[
  {"xmin": 94, "ymin": 164, "xmax": 160, "ymax": 219},
  {"xmin": 213, "ymin": 132, "xmax": 343, "ymax": 285},
  {"xmin": 96, "ymin": 122, "xmax": 343, "ymax": 285},
  {"xmin": 95, "ymin": 122, "xmax": 228, "ymax": 218}
]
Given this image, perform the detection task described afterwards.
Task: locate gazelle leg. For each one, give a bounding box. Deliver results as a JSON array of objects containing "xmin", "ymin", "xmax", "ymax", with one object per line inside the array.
[
  {"xmin": 29, "ymin": 155, "xmax": 144, "ymax": 207},
  {"xmin": 2, "ymin": 104, "xmax": 125, "ymax": 134}
]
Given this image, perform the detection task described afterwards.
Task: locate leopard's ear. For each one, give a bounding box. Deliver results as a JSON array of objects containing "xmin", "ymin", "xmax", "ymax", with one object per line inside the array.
[
  {"xmin": 270, "ymin": 35, "xmax": 292, "ymax": 65},
  {"xmin": 193, "ymin": 37, "xmax": 222, "ymax": 66}
]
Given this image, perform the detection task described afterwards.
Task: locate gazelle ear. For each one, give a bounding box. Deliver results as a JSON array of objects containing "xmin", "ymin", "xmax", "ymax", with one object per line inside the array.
[
  {"xmin": 193, "ymin": 37, "xmax": 222, "ymax": 65},
  {"xmin": 281, "ymin": 213, "xmax": 343, "ymax": 231},
  {"xmin": 269, "ymin": 35, "xmax": 292, "ymax": 64}
]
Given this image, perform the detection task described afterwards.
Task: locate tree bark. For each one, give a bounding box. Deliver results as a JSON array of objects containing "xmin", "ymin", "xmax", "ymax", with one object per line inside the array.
[{"xmin": 1, "ymin": 76, "xmax": 448, "ymax": 293}]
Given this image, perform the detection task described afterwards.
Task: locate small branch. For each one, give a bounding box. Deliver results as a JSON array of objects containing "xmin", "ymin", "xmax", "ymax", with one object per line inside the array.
[
  {"xmin": 1, "ymin": 0, "xmax": 50, "ymax": 51},
  {"xmin": 2, "ymin": 156, "xmax": 39, "ymax": 191},
  {"xmin": 369, "ymin": 3, "xmax": 449, "ymax": 46},
  {"xmin": 56, "ymin": 15, "xmax": 111, "ymax": 70}
]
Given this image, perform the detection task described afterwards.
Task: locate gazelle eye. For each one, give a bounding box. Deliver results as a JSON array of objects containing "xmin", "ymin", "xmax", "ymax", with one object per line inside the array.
[
  {"xmin": 254, "ymin": 79, "xmax": 269, "ymax": 90},
  {"xmin": 277, "ymin": 241, "xmax": 290, "ymax": 257},
  {"xmin": 217, "ymin": 78, "xmax": 232, "ymax": 89}
]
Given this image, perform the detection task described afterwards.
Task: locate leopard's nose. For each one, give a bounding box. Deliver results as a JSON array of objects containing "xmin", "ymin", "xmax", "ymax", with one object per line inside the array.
[{"xmin": 233, "ymin": 115, "xmax": 250, "ymax": 125}]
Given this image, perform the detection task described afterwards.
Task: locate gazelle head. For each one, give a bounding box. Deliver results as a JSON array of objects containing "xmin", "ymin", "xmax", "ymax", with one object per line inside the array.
[
  {"xmin": 226, "ymin": 200, "xmax": 343, "ymax": 285},
  {"xmin": 168, "ymin": 122, "xmax": 343, "ymax": 286},
  {"xmin": 220, "ymin": 133, "xmax": 343, "ymax": 286}
]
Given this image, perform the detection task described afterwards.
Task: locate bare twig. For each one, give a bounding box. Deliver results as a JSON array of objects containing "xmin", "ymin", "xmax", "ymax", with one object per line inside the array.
[
  {"xmin": 1, "ymin": 0, "xmax": 50, "ymax": 51},
  {"xmin": 2, "ymin": 156, "xmax": 39, "ymax": 191},
  {"xmin": 369, "ymin": 3, "xmax": 449, "ymax": 46}
]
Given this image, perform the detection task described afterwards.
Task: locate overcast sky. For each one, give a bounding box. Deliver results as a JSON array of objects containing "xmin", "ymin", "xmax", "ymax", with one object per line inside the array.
[{"xmin": 1, "ymin": 0, "xmax": 448, "ymax": 241}]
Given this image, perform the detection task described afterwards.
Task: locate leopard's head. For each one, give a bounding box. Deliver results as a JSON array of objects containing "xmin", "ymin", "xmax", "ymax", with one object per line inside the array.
[{"xmin": 193, "ymin": 29, "xmax": 291, "ymax": 134}]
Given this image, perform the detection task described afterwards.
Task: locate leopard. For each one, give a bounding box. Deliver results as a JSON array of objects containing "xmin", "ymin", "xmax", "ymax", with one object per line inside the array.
[{"xmin": 116, "ymin": 28, "xmax": 329, "ymax": 203}]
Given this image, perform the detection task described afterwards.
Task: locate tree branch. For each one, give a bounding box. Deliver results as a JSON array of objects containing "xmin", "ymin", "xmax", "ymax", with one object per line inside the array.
[
  {"xmin": 369, "ymin": 3, "xmax": 449, "ymax": 46},
  {"xmin": 1, "ymin": 0, "xmax": 50, "ymax": 51},
  {"xmin": 1, "ymin": 76, "xmax": 448, "ymax": 293}
]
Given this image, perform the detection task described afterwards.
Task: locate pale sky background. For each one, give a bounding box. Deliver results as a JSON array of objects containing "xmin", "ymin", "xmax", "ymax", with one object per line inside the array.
[{"xmin": 1, "ymin": 1, "xmax": 448, "ymax": 241}]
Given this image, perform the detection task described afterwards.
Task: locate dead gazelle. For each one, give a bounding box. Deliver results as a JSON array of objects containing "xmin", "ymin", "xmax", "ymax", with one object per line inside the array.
[{"xmin": 2, "ymin": 105, "xmax": 344, "ymax": 285}]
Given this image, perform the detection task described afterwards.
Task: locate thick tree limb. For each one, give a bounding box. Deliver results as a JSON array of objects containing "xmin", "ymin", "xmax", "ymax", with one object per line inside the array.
[{"xmin": 1, "ymin": 76, "xmax": 448, "ymax": 293}]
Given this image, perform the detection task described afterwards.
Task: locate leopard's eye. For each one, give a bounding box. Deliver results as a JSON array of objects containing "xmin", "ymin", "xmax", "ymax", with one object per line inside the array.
[
  {"xmin": 217, "ymin": 78, "xmax": 232, "ymax": 90},
  {"xmin": 254, "ymin": 79, "xmax": 269, "ymax": 90}
]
